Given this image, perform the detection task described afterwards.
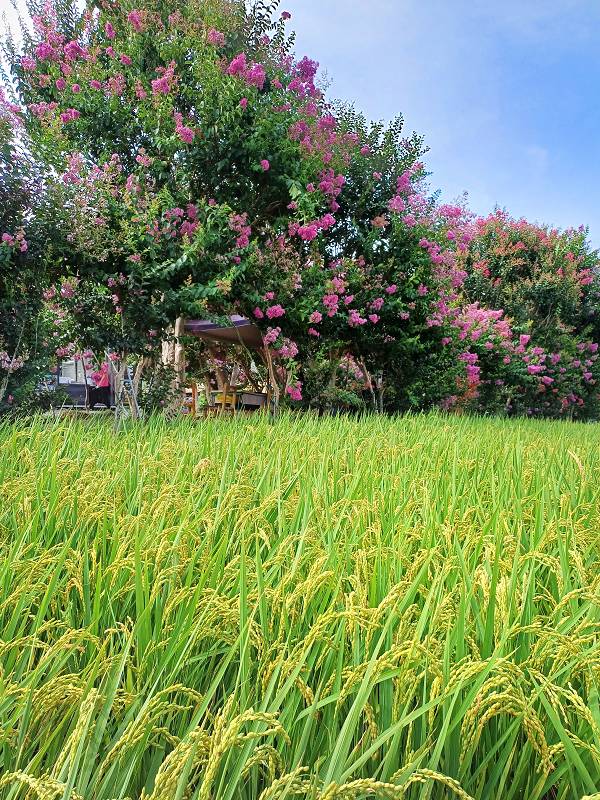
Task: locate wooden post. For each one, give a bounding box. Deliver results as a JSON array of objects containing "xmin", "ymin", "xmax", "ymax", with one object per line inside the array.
[
  {"xmin": 174, "ymin": 316, "xmax": 186, "ymax": 392},
  {"xmin": 191, "ymin": 382, "xmax": 197, "ymax": 417}
]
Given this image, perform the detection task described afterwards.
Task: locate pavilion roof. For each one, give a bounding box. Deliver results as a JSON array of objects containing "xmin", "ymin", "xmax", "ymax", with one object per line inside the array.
[{"xmin": 184, "ymin": 315, "xmax": 264, "ymax": 350}]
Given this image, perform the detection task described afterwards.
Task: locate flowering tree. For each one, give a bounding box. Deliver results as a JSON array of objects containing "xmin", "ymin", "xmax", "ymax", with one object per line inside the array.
[
  {"xmin": 436, "ymin": 212, "xmax": 600, "ymax": 419},
  {"xmin": 0, "ymin": 86, "xmax": 53, "ymax": 409},
  {"xmin": 7, "ymin": 0, "xmax": 370, "ymax": 404}
]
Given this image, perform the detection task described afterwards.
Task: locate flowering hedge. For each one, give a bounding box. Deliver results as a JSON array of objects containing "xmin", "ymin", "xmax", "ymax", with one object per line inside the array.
[{"xmin": 2, "ymin": 0, "xmax": 599, "ymax": 418}]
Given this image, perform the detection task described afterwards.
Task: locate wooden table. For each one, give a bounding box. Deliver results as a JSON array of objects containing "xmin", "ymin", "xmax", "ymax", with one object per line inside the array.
[
  {"xmin": 238, "ymin": 391, "xmax": 268, "ymax": 410},
  {"xmin": 206, "ymin": 389, "xmax": 268, "ymax": 412}
]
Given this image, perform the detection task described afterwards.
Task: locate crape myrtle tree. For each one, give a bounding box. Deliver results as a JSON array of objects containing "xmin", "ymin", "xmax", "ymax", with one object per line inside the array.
[
  {"xmin": 236, "ymin": 110, "xmax": 463, "ymax": 411},
  {"xmin": 445, "ymin": 212, "xmax": 600, "ymax": 419},
  {"xmin": 0, "ymin": 85, "xmax": 53, "ymax": 410},
  {"xmin": 7, "ymin": 0, "xmax": 367, "ymax": 404},
  {"xmin": 6, "ymin": 0, "xmax": 466, "ymax": 411}
]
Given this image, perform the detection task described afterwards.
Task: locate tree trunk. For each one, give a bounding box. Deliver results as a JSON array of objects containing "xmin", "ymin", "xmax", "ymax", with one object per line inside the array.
[
  {"xmin": 0, "ymin": 324, "xmax": 25, "ymax": 405},
  {"xmin": 358, "ymin": 357, "xmax": 377, "ymax": 412},
  {"xmin": 161, "ymin": 318, "xmax": 186, "ymax": 416},
  {"xmin": 132, "ymin": 356, "xmax": 150, "ymax": 398},
  {"xmin": 263, "ymin": 343, "xmax": 280, "ymax": 415}
]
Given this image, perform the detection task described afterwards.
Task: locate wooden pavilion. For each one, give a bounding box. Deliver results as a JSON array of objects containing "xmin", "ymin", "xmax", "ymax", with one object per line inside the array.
[{"xmin": 179, "ymin": 315, "xmax": 278, "ymax": 414}]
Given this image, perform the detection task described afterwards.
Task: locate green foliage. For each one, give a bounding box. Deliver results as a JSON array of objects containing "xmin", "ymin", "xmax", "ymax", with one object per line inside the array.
[{"xmin": 137, "ymin": 361, "xmax": 180, "ymax": 414}]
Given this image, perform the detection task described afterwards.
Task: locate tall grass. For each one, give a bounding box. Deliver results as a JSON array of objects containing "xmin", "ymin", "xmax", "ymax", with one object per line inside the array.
[{"xmin": 0, "ymin": 412, "xmax": 599, "ymax": 799}]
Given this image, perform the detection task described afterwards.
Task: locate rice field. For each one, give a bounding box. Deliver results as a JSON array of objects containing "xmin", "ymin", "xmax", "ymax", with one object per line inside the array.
[{"xmin": 0, "ymin": 413, "xmax": 599, "ymax": 800}]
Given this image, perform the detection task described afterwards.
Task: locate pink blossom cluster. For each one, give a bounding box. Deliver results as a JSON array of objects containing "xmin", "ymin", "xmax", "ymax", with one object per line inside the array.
[
  {"xmin": 173, "ymin": 112, "xmax": 195, "ymax": 143},
  {"xmin": 0, "ymin": 352, "xmax": 25, "ymax": 372},
  {"xmin": 1, "ymin": 229, "xmax": 28, "ymax": 252},
  {"xmin": 266, "ymin": 304, "xmax": 285, "ymax": 319},
  {"xmin": 127, "ymin": 10, "xmax": 145, "ymax": 33},
  {"xmin": 207, "ymin": 28, "xmax": 225, "ymax": 47},
  {"xmin": 263, "ymin": 326, "xmax": 281, "ymax": 346},
  {"xmin": 147, "ymin": 205, "xmax": 198, "ymax": 241},
  {"xmin": 276, "ymin": 338, "xmax": 298, "ymax": 359},
  {"xmin": 229, "ymin": 213, "xmax": 251, "ymax": 249},
  {"xmin": 285, "ymin": 381, "xmax": 302, "ymax": 401},
  {"xmin": 151, "ymin": 62, "xmax": 177, "ymax": 95},
  {"xmin": 226, "ymin": 53, "xmax": 266, "ymax": 90}
]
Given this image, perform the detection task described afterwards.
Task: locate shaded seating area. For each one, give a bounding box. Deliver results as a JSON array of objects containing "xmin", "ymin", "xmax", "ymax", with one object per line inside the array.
[{"xmin": 183, "ymin": 316, "xmax": 274, "ymax": 416}]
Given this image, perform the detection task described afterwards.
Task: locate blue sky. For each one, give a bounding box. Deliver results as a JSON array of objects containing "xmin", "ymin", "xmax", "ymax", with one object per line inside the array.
[{"xmin": 289, "ymin": 0, "xmax": 600, "ymax": 247}]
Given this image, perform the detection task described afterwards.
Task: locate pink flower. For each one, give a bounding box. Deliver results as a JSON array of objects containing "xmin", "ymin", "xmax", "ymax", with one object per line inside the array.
[
  {"xmin": 318, "ymin": 213, "xmax": 336, "ymax": 230},
  {"xmin": 388, "ymin": 195, "xmax": 406, "ymax": 213},
  {"xmin": 417, "ymin": 283, "xmax": 428, "ymax": 296},
  {"xmin": 20, "ymin": 56, "xmax": 37, "ymax": 71},
  {"xmin": 519, "ymin": 334, "xmax": 531, "ymax": 347},
  {"xmin": 176, "ymin": 124, "xmax": 195, "ymax": 143},
  {"xmin": 60, "ymin": 108, "xmax": 80, "ymax": 123},
  {"xmin": 360, "ymin": 145, "xmax": 370, "ymax": 155},
  {"xmin": 239, "ymin": 97, "xmax": 248, "ymax": 109},
  {"xmin": 281, "ymin": 11, "xmax": 292, "ymax": 20},
  {"xmin": 60, "ymin": 281, "xmax": 75, "ymax": 299},
  {"xmin": 286, "ymin": 381, "xmax": 302, "ymax": 401},
  {"xmin": 245, "ymin": 63, "xmax": 266, "ymax": 89},
  {"xmin": 368, "ymin": 314, "xmax": 380, "ymax": 323},
  {"xmin": 152, "ymin": 75, "xmax": 171, "ymax": 94},
  {"xmin": 260, "ymin": 159, "xmax": 270, "ymax": 171},
  {"xmin": 348, "ymin": 309, "xmax": 367, "ymax": 327},
  {"xmin": 120, "ymin": 54, "xmax": 132, "ymax": 66},
  {"xmin": 35, "ymin": 42, "xmax": 56, "ymax": 61},
  {"xmin": 71, "ymin": 83, "xmax": 81, "ymax": 93},
  {"xmin": 89, "ymin": 79, "xmax": 102, "ymax": 89},
  {"xmin": 266, "ymin": 304, "xmax": 285, "ymax": 319},
  {"xmin": 253, "ymin": 307, "xmax": 264, "ymax": 319},
  {"xmin": 55, "ymin": 77, "xmax": 66, "ymax": 90},
  {"xmin": 373, "ymin": 171, "xmax": 382, "ymax": 180},
  {"xmin": 386, "ymin": 284, "xmax": 398, "ymax": 294},
  {"xmin": 127, "ymin": 10, "xmax": 144, "ymax": 32},
  {"xmin": 64, "ymin": 41, "xmax": 87, "ymax": 61},
  {"xmin": 105, "ymin": 21, "xmax": 116, "ymax": 39},
  {"xmin": 308, "ymin": 327, "xmax": 320, "ymax": 337},
  {"xmin": 309, "ymin": 311, "xmax": 322, "ymax": 324},
  {"xmin": 264, "ymin": 327, "xmax": 281, "ymax": 346},
  {"xmin": 227, "ymin": 52, "xmax": 247, "ymax": 77},
  {"xmin": 297, "ymin": 224, "xmax": 319, "ymax": 242},
  {"xmin": 207, "ymin": 28, "xmax": 225, "ymax": 47}
]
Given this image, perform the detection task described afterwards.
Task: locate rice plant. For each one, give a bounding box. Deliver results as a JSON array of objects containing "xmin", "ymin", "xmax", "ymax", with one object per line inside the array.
[{"xmin": 0, "ymin": 412, "xmax": 599, "ymax": 799}]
